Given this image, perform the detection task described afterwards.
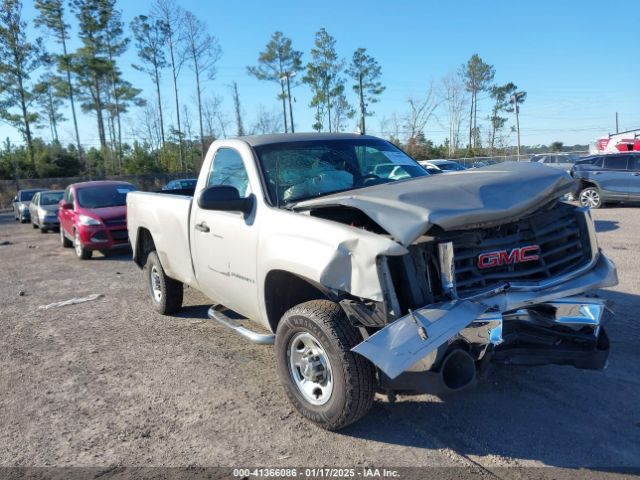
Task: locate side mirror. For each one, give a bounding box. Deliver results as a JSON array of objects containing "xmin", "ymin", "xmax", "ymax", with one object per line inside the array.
[
  {"xmin": 60, "ymin": 201, "xmax": 73, "ymax": 210},
  {"xmin": 13, "ymin": 196, "xmax": 18, "ymax": 203},
  {"xmin": 197, "ymin": 185, "xmax": 253, "ymax": 216}
]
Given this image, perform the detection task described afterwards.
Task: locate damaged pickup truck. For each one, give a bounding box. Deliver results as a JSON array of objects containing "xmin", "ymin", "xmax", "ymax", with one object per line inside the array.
[{"xmin": 127, "ymin": 133, "xmax": 618, "ymax": 430}]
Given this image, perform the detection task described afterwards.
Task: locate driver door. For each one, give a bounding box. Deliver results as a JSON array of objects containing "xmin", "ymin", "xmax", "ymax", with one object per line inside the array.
[{"xmin": 191, "ymin": 147, "xmax": 260, "ymax": 320}]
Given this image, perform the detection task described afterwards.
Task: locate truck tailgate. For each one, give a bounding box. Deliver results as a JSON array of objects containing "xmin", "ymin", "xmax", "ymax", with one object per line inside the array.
[{"xmin": 127, "ymin": 191, "xmax": 196, "ymax": 286}]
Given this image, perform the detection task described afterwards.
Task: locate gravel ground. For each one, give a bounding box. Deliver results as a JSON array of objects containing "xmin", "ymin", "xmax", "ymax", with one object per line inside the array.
[{"xmin": 0, "ymin": 207, "xmax": 639, "ymax": 477}]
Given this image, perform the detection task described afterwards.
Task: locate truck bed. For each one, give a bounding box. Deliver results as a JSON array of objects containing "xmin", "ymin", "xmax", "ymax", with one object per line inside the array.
[{"xmin": 127, "ymin": 191, "xmax": 197, "ymax": 287}]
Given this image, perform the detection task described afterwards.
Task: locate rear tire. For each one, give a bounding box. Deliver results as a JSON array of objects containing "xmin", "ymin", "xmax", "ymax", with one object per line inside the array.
[
  {"xmin": 579, "ymin": 187, "xmax": 603, "ymax": 209},
  {"xmin": 60, "ymin": 227, "xmax": 72, "ymax": 248},
  {"xmin": 275, "ymin": 300, "xmax": 375, "ymax": 431},
  {"xmin": 144, "ymin": 250, "xmax": 183, "ymax": 315},
  {"xmin": 74, "ymin": 230, "xmax": 92, "ymax": 260}
]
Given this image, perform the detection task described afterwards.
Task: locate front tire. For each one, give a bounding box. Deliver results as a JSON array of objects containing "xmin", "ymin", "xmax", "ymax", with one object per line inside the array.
[
  {"xmin": 144, "ymin": 250, "xmax": 183, "ymax": 315},
  {"xmin": 74, "ymin": 230, "xmax": 92, "ymax": 260},
  {"xmin": 579, "ymin": 186, "xmax": 603, "ymax": 209},
  {"xmin": 60, "ymin": 227, "xmax": 72, "ymax": 248},
  {"xmin": 275, "ymin": 300, "xmax": 375, "ymax": 431}
]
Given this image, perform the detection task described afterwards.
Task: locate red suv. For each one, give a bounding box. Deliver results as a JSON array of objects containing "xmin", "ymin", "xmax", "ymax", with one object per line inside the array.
[{"xmin": 58, "ymin": 181, "xmax": 137, "ymax": 259}]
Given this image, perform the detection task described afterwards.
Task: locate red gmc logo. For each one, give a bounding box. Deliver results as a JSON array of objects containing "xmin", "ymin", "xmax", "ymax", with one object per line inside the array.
[{"xmin": 477, "ymin": 245, "xmax": 540, "ymax": 270}]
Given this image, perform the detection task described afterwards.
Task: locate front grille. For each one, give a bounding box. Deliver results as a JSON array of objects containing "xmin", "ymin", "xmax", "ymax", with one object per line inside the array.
[
  {"xmin": 104, "ymin": 217, "xmax": 126, "ymax": 227},
  {"xmin": 451, "ymin": 204, "xmax": 592, "ymax": 296},
  {"xmin": 110, "ymin": 229, "xmax": 129, "ymax": 242}
]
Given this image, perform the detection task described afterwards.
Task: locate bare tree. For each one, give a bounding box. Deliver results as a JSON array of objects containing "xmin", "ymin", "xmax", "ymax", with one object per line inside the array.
[
  {"xmin": 153, "ymin": 0, "xmax": 184, "ymax": 169},
  {"xmin": 181, "ymin": 11, "xmax": 221, "ymax": 160},
  {"xmin": 404, "ymin": 83, "xmax": 441, "ymax": 142},
  {"xmin": 249, "ymin": 105, "xmax": 283, "ymax": 135},
  {"xmin": 440, "ymin": 73, "xmax": 468, "ymax": 156}
]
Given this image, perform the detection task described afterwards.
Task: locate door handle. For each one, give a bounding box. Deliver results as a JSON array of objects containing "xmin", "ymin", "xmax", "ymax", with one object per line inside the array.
[
  {"xmin": 632, "ymin": 173, "xmax": 640, "ymax": 176},
  {"xmin": 195, "ymin": 222, "xmax": 210, "ymax": 233}
]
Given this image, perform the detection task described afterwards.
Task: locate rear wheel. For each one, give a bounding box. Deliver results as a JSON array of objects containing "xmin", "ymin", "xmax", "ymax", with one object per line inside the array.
[
  {"xmin": 275, "ymin": 300, "xmax": 375, "ymax": 431},
  {"xmin": 579, "ymin": 187, "xmax": 602, "ymax": 209},
  {"xmin": 144, "ymin": 250, "xmax": 183, "ymax": 314},
  {"xmin": 74, "ymin": 230, "xmax": 92, "ymax": 260},
  {"xmin": 60, "ymin": 227, "xmax": 72, "ymax": 248}
]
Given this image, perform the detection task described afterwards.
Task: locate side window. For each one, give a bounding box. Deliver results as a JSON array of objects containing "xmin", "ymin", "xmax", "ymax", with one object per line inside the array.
[
  {"xmin": 592, "ymin": 157, "xmax": 603, "ymax": 167},
  {"xmin": 603, "ymin": 156, "xmax": 628, "ymax": 170},
  {"xmin": 207, "ymin": 148, "xmax": 250, "ymax": 196},
  {"xmin": 629, "ymin": 157, "xmax": 640, "ymax": 171}
]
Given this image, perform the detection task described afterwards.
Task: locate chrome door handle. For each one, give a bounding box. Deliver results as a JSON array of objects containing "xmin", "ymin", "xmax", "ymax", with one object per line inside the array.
[{"xmin": 195, "ymin": 222, "xmax": 210, "ymax": 233}]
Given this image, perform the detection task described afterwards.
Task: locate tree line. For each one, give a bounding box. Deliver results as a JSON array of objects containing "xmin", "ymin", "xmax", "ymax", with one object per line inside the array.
[{"xmin": 0, "ymin": 0, "xmax": 530, "ymax": 180}]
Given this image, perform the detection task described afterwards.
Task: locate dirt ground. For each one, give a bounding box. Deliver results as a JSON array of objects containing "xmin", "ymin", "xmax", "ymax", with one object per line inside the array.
[{"xmin": 1, "ymin": 207, "xmax": 639, "ymax": 477}]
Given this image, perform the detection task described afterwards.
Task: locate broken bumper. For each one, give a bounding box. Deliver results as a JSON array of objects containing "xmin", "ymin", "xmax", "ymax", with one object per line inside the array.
[{"xmin": 352, "ymin": 252, "xmax": 617, "ymax": 381}]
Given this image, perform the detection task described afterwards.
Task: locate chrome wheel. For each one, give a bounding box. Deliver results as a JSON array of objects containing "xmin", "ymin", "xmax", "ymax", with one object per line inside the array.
[
  {"xmin": 74, "ymin": 231, "xmax": 82, "ymax": 257},
  {"xmin": 580, "ymin": 188, "xmax": 600, "ymax": 208},
  {"xmin": 150, "ymin": 265, "xmax": 162, "ymax": 303},
  {"xmin": 288, "ymin": 332, "xmax": 333, "ymax": 406}
]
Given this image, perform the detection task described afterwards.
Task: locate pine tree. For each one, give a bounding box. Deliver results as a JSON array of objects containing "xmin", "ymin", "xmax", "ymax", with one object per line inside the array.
[
  {"xmin": 347, "ymin": 48, "xmax": 385, "ymax": 135},
  {"xmin": 0, "ymin": 0, "xmax": 44, "ymax": 170},
  {"xmin": 181, "ymin": 11, "xmax": 221, "ymax": 161},
  {"xmin": 34, "ymin": 0, "xmax": 83, "ymax": 161},
  {"xmin": 247, "ymin": 31, "xmax": 303, "ymax": 133}
]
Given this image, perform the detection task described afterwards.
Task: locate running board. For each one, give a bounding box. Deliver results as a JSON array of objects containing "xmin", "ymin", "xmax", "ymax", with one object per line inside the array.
[{"xmin": 207, "ymin": 305, "xmax": 275, "ymax": 345}]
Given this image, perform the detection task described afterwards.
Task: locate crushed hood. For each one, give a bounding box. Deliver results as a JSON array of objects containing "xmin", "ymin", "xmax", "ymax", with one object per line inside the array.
[{"xmin": 293, "ymin": 162, "xmax": 574, "ymax": 246}]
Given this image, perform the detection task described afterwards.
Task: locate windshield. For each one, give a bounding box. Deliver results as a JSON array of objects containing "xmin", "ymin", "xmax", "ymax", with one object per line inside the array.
[
  {"xmin": 254, "ymin": 139, "xmax": 428, "ymax": 206},
  {"xmin": 40, "ymin": 192, "xmax": 63, "ymax": 205},
  {"xmin": 76, "ymin": 184, "xmax": 136, "ymax": 209},
  {"xmin": 19, "ymin": 191, "xmax": 39, "ymax": 202}
]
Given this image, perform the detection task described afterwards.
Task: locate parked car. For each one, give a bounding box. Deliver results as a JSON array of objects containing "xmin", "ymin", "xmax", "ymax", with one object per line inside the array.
[
  {"xmin": 59, "ymin": 181, "xmax": 137, "ymax": 259},
  {"xmin": 162, "ymin": 178, "xmax": 197, "ymax": 191},
  {"xmin": 29, "ymin": 190, "xmax": 64, "ymax": 232},
  {"xmin": 127, "ymin": 133, "xmax": 617, "ymax": 431},
  {"xmin": 372, "ymin": 162, "xmax": 430, "ymax": 180},
  {"xmin": 419, "ymin": 159, "xmax": 466, "ymax": 173},
  {"xmin": 416, "ymin": 161, "xmax": 444, "ymax": 174},
  {"xmin": 423, "ymin": 159, "xmax": 466, "ymax": 173},
  {"xmin": 530, "ymin": 153, "xmax": 581, "ymax": 172},
  {"xmin": 12, "ymin": 188, "xmax": 47, "ymax": 223},
  {"xmin": 571, "ymin": 152, "xmax": 640, "ymax": 208}
]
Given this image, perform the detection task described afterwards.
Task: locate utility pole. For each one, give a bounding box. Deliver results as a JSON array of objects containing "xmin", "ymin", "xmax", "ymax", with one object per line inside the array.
[{"xmin": 281, "ymin": 72, "xmax": 297, "ymax": 133}]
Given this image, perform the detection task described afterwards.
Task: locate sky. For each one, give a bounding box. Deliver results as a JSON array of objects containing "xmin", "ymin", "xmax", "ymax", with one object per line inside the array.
[{"xmin": 6, "ymin": 0, "xmax": 640, "ymax": 150}]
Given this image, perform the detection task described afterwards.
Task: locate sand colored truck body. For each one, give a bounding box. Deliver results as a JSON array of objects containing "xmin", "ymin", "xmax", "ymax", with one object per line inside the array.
[{"xmin": 127, "ymin": 133, "xmax": 617, "ymax": 428}]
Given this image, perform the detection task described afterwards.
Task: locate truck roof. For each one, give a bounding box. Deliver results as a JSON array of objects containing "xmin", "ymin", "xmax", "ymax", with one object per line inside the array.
[{"xmin": 240, "ymin": 132, "xmax": 381, "ymax": 147}]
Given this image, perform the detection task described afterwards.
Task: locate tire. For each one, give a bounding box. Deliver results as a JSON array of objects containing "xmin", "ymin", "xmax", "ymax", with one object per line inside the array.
[
  {"xmin": 275, "ymin": 300, "xmax": 375, "ymax": 431},
  {"xmin": 579, "ymin": 187, "xmax": 603, "ymax": 209},
  {"xmin": 73, "ymin": 230, "xmax": 92, "ymax": 260},
  {"xmin": 60, "ymin": 227, "xmax": 72, "ymax": 248},
  {"xmin": 40, "ymin": 226, "xmax": 48, "ymax": 233},
  {"xmin": 144, "ymin": 250, "xmax": 183, "ymax": 315}
]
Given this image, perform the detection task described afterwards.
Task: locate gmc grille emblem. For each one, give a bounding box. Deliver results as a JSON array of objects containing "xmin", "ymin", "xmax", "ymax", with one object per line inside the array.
[{"xmin": 477, "ymin": 245, "xmax": 540, "ymax": 270}]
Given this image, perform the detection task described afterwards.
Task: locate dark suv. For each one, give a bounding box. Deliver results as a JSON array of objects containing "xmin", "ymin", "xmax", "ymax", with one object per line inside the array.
[{"xmin": 571, "ymin": 152, "xmax": 640, "ymax": 208}]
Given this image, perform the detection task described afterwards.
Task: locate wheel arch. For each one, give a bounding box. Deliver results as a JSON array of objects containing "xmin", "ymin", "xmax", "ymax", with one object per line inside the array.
[
  {"xmin": 133, "ymin": 227, "xmax": 156, "ymax": 268},
  {"xmin": 264, "ymin": 270, "xmax": 339, "ymax": 334}
]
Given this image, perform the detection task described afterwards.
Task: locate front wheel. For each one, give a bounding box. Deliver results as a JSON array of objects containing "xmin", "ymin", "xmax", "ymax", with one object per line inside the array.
[
  {"xmin": 579, "ymin": 187, "xmax": 603, "ymax": 209},
  {"xmin": 144, "ymin": 250, "xmax": 183, "ymax": 315},
  {"xmin": 275, "ymin": 300, "xmax": 375, "ymax": 431},
  {"xmin": 74, "ymin": 230, "xmax": 92, "ymax": 260},
  {"xmin": 60, "ymin": 227, "xmax": 72, "ymax": 248}
]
